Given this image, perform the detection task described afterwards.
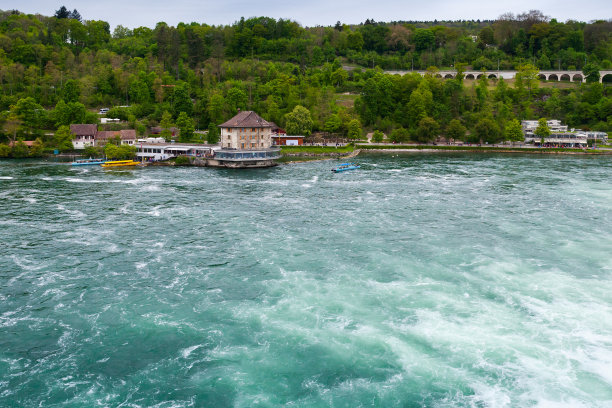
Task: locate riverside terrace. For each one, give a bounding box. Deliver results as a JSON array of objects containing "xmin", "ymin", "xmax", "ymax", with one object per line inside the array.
[
  {"xmin": 136, "ymin": 143, "xmax": 217, "ymax": 161},
  {"xmin": 135, "ymin": 143, "xmax": 281, "ymax": 168},
  {"xmin": 524, "ymin": 133, "xmax": 588, "ymax": 148}
]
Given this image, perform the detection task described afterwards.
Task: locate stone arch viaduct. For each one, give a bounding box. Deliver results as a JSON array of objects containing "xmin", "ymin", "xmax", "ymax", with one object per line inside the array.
[{"xmin": 384, "ymin": 70, "xmax": 612, "ymax": 83}]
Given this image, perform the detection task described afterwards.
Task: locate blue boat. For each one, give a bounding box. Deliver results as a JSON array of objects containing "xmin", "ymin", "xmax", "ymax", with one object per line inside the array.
[
  {"xmin": 71, "ymin": 158, "xmax": 106, "ymax": 166},
  {"xmin": 332, "ymin": 162, "xmax": 360, "ymax": 172}
]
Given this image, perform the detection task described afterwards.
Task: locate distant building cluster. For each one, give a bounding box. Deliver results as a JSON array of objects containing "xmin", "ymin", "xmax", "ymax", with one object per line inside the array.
[
  {"xmin": 521, "ymin": 120, "xmax": 608, "ymax": 148},
  {"xmin": 70, "ymin": 124, "xmax": 136, "ymax": 149}
]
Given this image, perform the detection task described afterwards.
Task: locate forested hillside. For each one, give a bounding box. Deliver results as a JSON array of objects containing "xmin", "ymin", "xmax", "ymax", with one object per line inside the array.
[{"xmin": 0, "ymin": 7, "xmax": 610, "ymax": 155}]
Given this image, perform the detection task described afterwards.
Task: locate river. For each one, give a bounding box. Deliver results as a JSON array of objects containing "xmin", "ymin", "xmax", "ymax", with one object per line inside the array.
[{"xmin": 1, "ymin": 154, "xmax": 611, "ymax": 407}]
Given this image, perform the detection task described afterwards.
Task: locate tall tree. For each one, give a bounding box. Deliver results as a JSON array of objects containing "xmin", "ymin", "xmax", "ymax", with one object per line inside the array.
[
  {"xmin": 54, "ymin": 6, "xmax": 70, "ymax": 19},
  {"xmin": 504, "ymin": 119, "xmax": 524, "ymax": 145},
  {"xmin": 534, "ymin": 118, "xmax": 551, "ymax": 142},
  {"xmin": 284, "ymin": 105, "xmax": 314, "ymax": 136}
]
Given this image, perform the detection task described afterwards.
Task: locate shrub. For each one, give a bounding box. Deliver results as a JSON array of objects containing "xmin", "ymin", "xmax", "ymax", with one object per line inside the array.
[{"xmin": 174, "ymin": 156, "xmax": 191, "ymax": 165}]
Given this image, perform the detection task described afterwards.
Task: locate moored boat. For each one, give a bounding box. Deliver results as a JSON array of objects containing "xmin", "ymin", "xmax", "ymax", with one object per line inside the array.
[
  {"xmin": 71, "ymin": 158, "xmax": 106, "ymax": 166},
  {"xmin": 101, "ymin": 160, "xmax": 139, "ymax": 168},
  {"xmin": 332, "ymin": 162, "xmax": 360, "ymax": 172}
]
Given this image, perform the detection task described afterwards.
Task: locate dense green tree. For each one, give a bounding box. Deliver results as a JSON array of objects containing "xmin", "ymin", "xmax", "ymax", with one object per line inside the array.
[
  {"xmin": 104, "ymin": 143, "xmax": 136, "ymax": 159},
  {"xmin": 582, "ymin": 63, "xmax": 601, "ymax": 83},
  {"xmin": 0, "ymin": 144, "xmax": 11, "ymax": 157},
  {"xmin": 11, "ymin": 140, "xmax": 30, "ymax": 158},
  {"xmin": 61, "ymin": 80, "xmax": 81, "ymax": 103},
  {"xmin": 324, "ymin": 114, "xmax": 342, "ymax": 135},
  {"xmin": 176, "ymin": 112, "xmax": 195, "ymax": 142},
  {"xmin": 446, "ymin": 119, "xmax": 466, "ymax": 141},
  {"xmin": 53, "ymin": 125, "xmax": 75, "ymax": 151},
  {"xmin": 505, "ymin": 119, "xmax": 524, "ymax": 144},
  {"xmin": 389, "ymin": 127, "xmax": 410, "ymax": 143},
  {"xmin": 159, "ymin": 111, "xmax": 174, "ymax": 140},
  {"xmin": 473, "ymin": 117, "xmax": 501, "ymax": 144},
  {"xmin": 13, "ymin": 97, "xmax": 45, "ymax": 134},
  {"xmin": 284, "ymin": 105, "xmax": 313, "ymax": 135},
  {"xmin": 415, "ymin": 116, "xmax": 439, "ymax": 143},
  {"xmin": 207, "ymin": 123, "xmax": 220, "ymax": 144},
  {"xmin": 172, "ymin": 84, "xmax": 193, "ymax": 117},
  {"xmin": 534, "ymin": 118, "xmax": 551, "ymax": 140},
  {"xmin": 226, "ymin": 88, "xmax": 248, "ymax": 114},
  {"xmin": 347, "ymin": 119, "xmax": 362, "ymax": 140},
  {"xmin": 371, "ymin": 130, "xmax": 384, "ymax": 143}
]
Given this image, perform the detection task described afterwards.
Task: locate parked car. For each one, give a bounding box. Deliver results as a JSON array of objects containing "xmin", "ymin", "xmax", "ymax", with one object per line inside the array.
[{"xmin": 99, "ymin": 108, "xmax": 109, "ymax": 114}]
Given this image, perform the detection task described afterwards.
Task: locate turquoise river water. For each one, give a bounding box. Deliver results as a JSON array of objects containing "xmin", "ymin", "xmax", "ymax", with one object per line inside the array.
[{"xmin": 1, "ymin": 154, "xmax": 611, "ymax": 407}]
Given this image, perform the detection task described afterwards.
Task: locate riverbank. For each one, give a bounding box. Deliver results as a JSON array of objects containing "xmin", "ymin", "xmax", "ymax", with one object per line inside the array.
[{"xmin": 356, "ymin": 144, "xmax": 612, "ymax": 155}]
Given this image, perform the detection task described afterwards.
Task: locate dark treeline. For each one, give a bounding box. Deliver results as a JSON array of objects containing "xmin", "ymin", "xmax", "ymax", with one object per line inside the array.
[{"xmin": 0, "ymin": 7, "xmax": 610, "ymax": 156}]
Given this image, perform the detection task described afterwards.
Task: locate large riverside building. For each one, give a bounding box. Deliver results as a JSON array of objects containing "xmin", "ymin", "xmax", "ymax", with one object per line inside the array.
[
  {"xmin": 211, "ymin": 111, "xmax": 280, "ymax": 168},
  {"xmin": 522, "ymin": 120, "xmax": 568, "ymax": 136}
]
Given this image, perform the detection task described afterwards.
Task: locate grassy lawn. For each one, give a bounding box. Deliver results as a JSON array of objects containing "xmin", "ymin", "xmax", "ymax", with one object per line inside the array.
[
  {"xmin": 335, "ymin": 93, "xmax": 359, "ymax": 108},
  {"xmin": 281, "ymin": 145, "xmax": 355, "ymax": 154}
]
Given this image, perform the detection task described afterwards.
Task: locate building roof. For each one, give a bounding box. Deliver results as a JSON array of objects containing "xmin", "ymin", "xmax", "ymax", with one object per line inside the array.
[
  {"xmin": 96, "ymin": 130, "xmax": 137, "ymax": 140},
  {"xmin": 120, "ymin": 129, "xmax": 136, "ymax": 139},
  {"xmin": 70, "ymin": 124, "xmax": 97, "ymax": 136},
  {"xmin": 150, "ymin": 126, "xmax": 178, "ymax": 135},
  {"xmin": 218, "ymin": 111, "xmax": 272, "ymax": 128},
  {"xmin": 8, "ymin": 140, "xmax": 36, "ymax": 147},
  {"xmin": 272, "ymin": 134, "xmax": 304, "ymax": 138}
]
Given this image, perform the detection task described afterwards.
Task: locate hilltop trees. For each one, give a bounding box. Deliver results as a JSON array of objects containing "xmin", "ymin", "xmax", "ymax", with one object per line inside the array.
[{"xmin": 0, "ymin": 8, "xmax": 609, "ymax": 152}]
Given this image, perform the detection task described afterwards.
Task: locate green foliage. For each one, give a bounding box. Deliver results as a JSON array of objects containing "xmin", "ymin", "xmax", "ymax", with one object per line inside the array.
[
  {"xmin": 11, "ymin": 140, "xmax": 30, "ymax": 158},
  {"xmin": 582, "ymin": 63, "xmax": 600, "ymax": 83},
  {"xmin": 284, "ymin": 105, "xmax": 313, "ymax": 136},
  {"xmin": 504, "ymin": 119, "xmax": 524, "ymax": 142},
  {"xmin": 534, "ymin": 118, "xmax": 551, "ymax": 139},
  {"xmin": 324, "ymin": 114, "xmax": 342, "ymax": 134},
  {"xmin": 207, "ymin": 123, "xmax": 220, "ymax": 144},
  {"xmin": 53, "ymin": 125, "xmax": 74, "ymax": 151},
  {"xmin": 83, "ymin": 145, "xmax": 103, "ymax": 158},
  {"xmin": 52, "ymin": 100, "xmax": 96, "ymax": 127},
  {"xmin": 174, "ymin": 156, "xmax": 191, "ymax": 165},
  {"xmin": 29, "ymin": 138, "xmax": 44, "ymax": 157},
  {"xmin": 159, "ymin": 111, "xmax": 174, "ymax": 140},
  {"xmin": 473, "ymin": 118, "xmax": 501, "ymax": 144},
  {"xmin": 347, "ymin": 119, "xmax": 362, "ymax": 140},
  {"xmin": 0, "ymin": 9, "xmax": 609, "ymax": 147},
  {"xmin": 446, "ymin": 119, "xmax": 466, "ymax": 141},
  {"xmin": 0, "ymin": 144, "xmax": 11, "ymax": 157},
  {"xmin": 13, "ymin": 97, "xmax": 45, "ymax": 132},
  {"xmin": 176, "ymin": 112, "xmax": 195, "ymax": 142},
  {"xmin": 415, "ymin": 117, "xmax": 439, "ymax": 143},
  {"xmin": 389, "ymin": 127, "xmax": 410, "ymax": 143},
  {"xmin": 61, "ymin": 80, "xmax": 81, "ymax": 103},
  {"xmin": 104, "ymin": 143, "xmax": 136, "ymax": 159},
  {"xmin": 371, "ymin": 130, "xmax": 384, "ymax": 143}
]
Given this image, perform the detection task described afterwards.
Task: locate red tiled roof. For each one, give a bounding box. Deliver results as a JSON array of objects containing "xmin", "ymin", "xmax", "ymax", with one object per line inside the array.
[
  {"xmin": 8, "ymin": 140, "xmax": 36, "ymax": 147},
  {"xmin": 70, "ymin": 124, "xmax": 97, "ymax": 136},
  {"xmin": 120, "ymin": 129, "xmax": 136, "ymax": 139},
  {"xmin": 96, "ymin": 130, "xmax": 137, "ymax": 140},
  {"xmin": 95, "ymin": 131, "xmax": 119, "ymax": 140},
  {"xmin": 218, "ymin": 111, "xmax": 272, "ymax": 128}
]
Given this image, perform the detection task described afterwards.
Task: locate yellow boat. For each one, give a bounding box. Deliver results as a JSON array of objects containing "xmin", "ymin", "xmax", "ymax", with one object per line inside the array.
[{"xmin": 101, "ymin": 160, "xmax": 139, "ymax": 168}]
